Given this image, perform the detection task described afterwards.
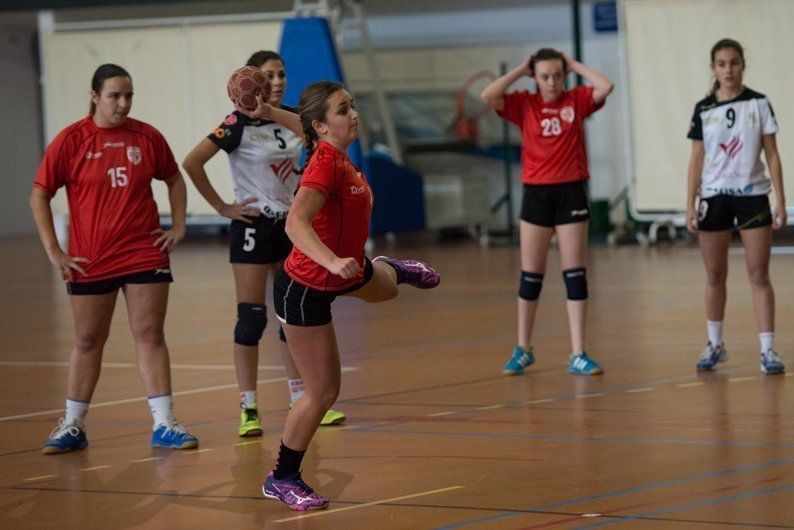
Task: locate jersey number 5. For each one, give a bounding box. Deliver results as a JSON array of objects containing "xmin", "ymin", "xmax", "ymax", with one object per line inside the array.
[
  {"xmin": 243, "ymin": 227, "xmax": 256, "ymax": 252},
  {"xmin": 108, "ymin": 166, "xmax": 128, "ymax": 188},
  {"xmin": 541, "ymin": 118, "xmax": 562, "ymax": 137},
  {"xmin": 274, "ymin": 128, "xmax": 287, "ymax": 149}
]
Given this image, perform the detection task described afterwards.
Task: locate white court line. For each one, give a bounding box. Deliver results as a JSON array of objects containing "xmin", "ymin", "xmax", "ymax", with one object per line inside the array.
[
  {"xmin": 731, "ymin": 246, "xmax": 794, "ymax": 255},
  {"xmin": 0, "ymin": 361, "xmax": 360, "ymax": 373},
  {"xmin": 0, "ymin": 376, "xmax": 287, "ymax": 423},
  {"xmin": 729, "ymin": 376, "xmax": 756, "ymax": 383},
  {"xmin": 132, "ymin": 456, "xmax": 164, "ymax": 463},
  {"xmin": 626, "ymin": 387, "xmax": 654, "ymax": 393},
  {"xmin": 677, "ymin": 382, "xmax": 705, "ymax": 388},
  {"xmin": 80, "ymin": 465, "xmax": 111, "ymax": 472}
]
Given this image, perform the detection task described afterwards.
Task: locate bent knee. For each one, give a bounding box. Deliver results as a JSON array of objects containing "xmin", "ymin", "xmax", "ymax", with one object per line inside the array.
[
  {"xmin": 747, "ymin": 270, "xmax": 770, "ymax": 288},
  {"xmin": 705, "ymin": 270, "xmax": 728, "ymax": 286}
]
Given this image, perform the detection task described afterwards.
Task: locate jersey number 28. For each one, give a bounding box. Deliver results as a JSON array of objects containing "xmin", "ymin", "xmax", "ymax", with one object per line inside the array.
[{"xmin": 541, "ymin": 118, "xmax": 562, "ymax": 137}]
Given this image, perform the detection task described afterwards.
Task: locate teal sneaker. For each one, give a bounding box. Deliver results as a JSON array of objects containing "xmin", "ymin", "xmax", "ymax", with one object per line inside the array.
[
  {"xmin": 568, "ymin": 352, "xmax": 603, "ymax": 375},
  {"xmin": 503, "ymin": 346, "xmax": 535, "ymax": 375},
  {"xmin": 151, "ymin": 422, "xmax": 199, "ymax": 449},
  {"xmin": 42, "ymin": 419, "xmax": 88, "ymax": 455}
]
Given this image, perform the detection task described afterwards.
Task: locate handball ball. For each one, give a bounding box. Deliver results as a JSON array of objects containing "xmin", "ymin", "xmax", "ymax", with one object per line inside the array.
[{"xmin": 227, "ymin": 66, "xmax": 272, "ymax": 112}]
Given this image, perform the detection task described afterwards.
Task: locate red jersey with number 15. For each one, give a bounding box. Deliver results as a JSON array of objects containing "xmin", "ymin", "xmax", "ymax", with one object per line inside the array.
[
  {"xmin": 284, "ymin": 141, "xmax": 373, "ymax": 292},
  {"xmin": 498, "ymin": 85, "xmax": 604, "ymax": 185},
  {"xmin": 34, "ymin": 116, "xmax": 178, "ymax": 282}
]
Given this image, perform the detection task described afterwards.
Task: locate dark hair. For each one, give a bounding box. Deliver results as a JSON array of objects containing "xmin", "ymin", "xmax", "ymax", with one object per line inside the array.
[
  {"xmin": 297, "ymin": 81, "xmax": 345, "ymax": 172},
  {"xmin": 246, "ymin": 50, "xmax": 285, "ymax": 68},
  {"xmin": 710, "ymin": 38, "xmax": 745, "ymax": 94},
  {"xmin": 530, "ymin": 48, "xmax": 566, "ymax": 73},
  {"xmin": 89, "ymin": 63, "xmax": 131, "ymax": 114}
]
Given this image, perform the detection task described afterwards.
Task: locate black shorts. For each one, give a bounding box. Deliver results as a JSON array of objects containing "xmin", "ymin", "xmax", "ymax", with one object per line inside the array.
[
  {"xmin": 230, "ymin": 215, "xmax": 292, "ymax": 264},
  {"xmin": 521, "ymin": 181, "xmax": 590, "ymax": 227},
  {"xmin": 273, "ymin": 259, "xmax": 374, "ymax": 327},
  {"xmin": 698, "ymin": 194, "xmax": 772, "ymax": 231},
  {"xmin": 67, "ymin": 268, "xmax": 173, "ymax": 296}
]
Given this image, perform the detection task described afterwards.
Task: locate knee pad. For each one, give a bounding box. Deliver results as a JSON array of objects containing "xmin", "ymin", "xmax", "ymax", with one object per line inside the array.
[
  {"xmin": 519, "ymin": 271, "xmax": 544, "ymax": 301},
  {"xmin": 563, "ymin": 268, "xmax": 588, "ymax": 300},
  {"xmin": 234, "ymin": 303, "xmax": 267, "ymax": 346},
  {"xmin": 278, "ymin": 326, "xmax": 287, "ymax": 343}
]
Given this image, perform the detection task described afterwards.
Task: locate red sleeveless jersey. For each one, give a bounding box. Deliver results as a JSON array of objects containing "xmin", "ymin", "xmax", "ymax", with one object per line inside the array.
[
  {"xmin": 34, "ymin": 116, "xmax": 178, "ymax": 282},
  {"xmin": 498, "ymin": 85, "xmax": 604, "ymax": 185},
  {"xmin": 284, "ymin": 141, "xmax": 373, "ymax": 292}
]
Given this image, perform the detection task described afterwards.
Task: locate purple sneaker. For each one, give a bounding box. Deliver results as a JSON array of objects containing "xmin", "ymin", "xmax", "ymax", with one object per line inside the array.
[
  {"xmin": 373, "ymin": 256, "xmax": 440, "ymax": 289},
  {"xmin": 262, "ymin": 471, "xmax": 329, "ymax": 511}
]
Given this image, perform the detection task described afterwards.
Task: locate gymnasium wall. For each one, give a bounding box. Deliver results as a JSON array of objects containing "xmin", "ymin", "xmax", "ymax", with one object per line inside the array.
[{"xmin": 623, "ymin": 0, "xmax": 794, "ymax": 212}]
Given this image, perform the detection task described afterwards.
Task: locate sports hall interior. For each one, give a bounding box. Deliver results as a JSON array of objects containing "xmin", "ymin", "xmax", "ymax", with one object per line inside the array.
[{"xmin": 1, "ymin": 0, "xmax": 793, "ymax": 528}]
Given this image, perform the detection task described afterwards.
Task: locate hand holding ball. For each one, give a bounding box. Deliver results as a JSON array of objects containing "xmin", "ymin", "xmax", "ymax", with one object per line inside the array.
[{"xmin": 227, "ymin": 66, "xmax": 272, "ymax": 112}]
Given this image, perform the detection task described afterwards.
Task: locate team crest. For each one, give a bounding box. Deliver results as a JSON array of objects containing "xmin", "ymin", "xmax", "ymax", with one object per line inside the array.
[
  {"xmin": 224, "ymin": 114, "xmax": 238, "ymax": 126},
  {"xmin": 126, "ymin": 146, "xmax": 142, "ymax": 165},
  {"xmin": 560, "ymin": 106, "xmax": 575, "ymax": 123}
]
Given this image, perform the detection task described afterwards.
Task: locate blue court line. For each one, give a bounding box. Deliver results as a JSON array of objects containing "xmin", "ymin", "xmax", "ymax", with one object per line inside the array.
[
  {"xmin": 363, "ymin": 428, "xmax": 794, "ymax": 449},
  {"xmin": 578, "ymin": 483, "xmax": 794, "ymax": 528},
  {"xmin": 433, "ymin": 458, "xmax": 794, "ymax": 529}
]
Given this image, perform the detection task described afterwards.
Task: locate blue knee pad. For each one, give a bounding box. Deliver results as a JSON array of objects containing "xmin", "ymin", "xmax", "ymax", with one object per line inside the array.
[
  {"xmin": 278, "ymin": 326, "xmax": 287, "ymax": 343},
  {"xmin": 519, "ymin": 271, "xmax": 544, "ymax": 301},
  {"xmin": 563, "ymin": 268, "xmax": 588, "ymax": 300},
  {"xmin": 234, "ymin": 303, "xmax": 267, "ymax": 346}
]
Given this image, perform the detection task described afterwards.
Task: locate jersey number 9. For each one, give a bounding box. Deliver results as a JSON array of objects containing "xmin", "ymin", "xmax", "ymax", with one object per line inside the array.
[{"xmin": 726, "ymin": 108, "xmax": 735, "ymax": 129}]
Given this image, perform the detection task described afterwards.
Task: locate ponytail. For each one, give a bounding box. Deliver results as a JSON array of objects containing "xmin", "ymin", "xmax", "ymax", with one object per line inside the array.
[{"xmin": 89, "ymin": 63, "xmax": 131, "ymax": 113}]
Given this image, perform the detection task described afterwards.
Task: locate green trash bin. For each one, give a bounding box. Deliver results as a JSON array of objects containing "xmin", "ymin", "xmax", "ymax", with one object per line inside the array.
[{"xmin": 589, "ymin": 199, "xmax": 612, "ymax": 237}]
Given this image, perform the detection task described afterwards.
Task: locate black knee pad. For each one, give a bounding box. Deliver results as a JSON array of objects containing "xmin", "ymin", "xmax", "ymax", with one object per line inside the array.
[
  {"xmin": 563, "ymin": 268, "xmax": 588, "ymax": 300},
  {"xmin": 519, "ymin": 271, "xmax": 544, "ymax": 301},
  {"xmin": 234, "ymin": 303, "xmax": 267, "ymax": 346},
  {"xmin": 278, "ymin": 326, "xmax": 287, "ymax": 343}
]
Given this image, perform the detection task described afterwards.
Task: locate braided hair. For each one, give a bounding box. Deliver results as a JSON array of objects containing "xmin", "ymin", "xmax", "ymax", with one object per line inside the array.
[{"xmin": 297, "ymin": 81, "xmax": 345, "ymax": 173}]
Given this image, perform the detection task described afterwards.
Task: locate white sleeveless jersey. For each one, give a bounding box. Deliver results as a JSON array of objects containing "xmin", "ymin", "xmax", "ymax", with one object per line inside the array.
[
  {"xmin": 208, "ymin": 107, "xmax": 302, "ymax": 219},
  {"xmin": 687, "ymin": 88, "xmax": 778, "ymax": 198}
]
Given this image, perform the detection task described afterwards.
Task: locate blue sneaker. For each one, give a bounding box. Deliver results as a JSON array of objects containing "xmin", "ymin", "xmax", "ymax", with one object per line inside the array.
[
  {"xmin": 503, "ymin": 346, "xmax": 535, "ymax": 375},
  {"xmin": 696, "ymin": 342, "xmax": 728, "ymax": 372},
  {"xmin": 151, "ymin": 422, "xmax": 199, "ymax": 449},
  {"xmin": 761, "ymin": 349, "xmax": 785, "ymax": 375},
  {"xmin": 568, "ymin": 352, "xmax": 603, "ymax": 375},
  {"xmin": 42, "ymin": 419, "xmax": 88, "ymax": 455}
]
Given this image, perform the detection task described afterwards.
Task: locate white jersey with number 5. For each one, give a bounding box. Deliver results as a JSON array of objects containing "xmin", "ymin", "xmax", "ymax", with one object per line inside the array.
[{"xmin": 687, "ymin": 88, "xmax": 778, "ymax": 198}]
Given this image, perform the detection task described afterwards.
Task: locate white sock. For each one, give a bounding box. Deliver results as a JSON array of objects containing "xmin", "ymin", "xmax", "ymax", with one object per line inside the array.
[
  {"xmin": 288, "ymin": 379, "xmax": 305, "ymax": 406},
  {"xmin": 148, "ymin": 394, "xmax": 174, "ymax": 428},
  {"xmin": 707, "ymin": 320, "xmax": 723, "ymax": 346},
  {"xmin": 240, "ymin": 390, "xmax": 257, "ymax": 409},
  {"xmin": 65, "ymin": 399, "xmax": 89, "ymax": 426},
  {"xmin": 760, "ymin": 332, "xmax": 775, "ymax": 352}
]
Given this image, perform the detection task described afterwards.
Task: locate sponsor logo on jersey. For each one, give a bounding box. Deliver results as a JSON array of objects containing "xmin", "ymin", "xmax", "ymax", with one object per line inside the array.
[
  {"xmin": 154, "ymin": 268, "xmax": 171, "ymax": 274},
  {"xmin": 541, "ymin": 108, "xmax": 559, "ymax": 114},
  {"xmin": 350, "ymin": 184, "xmax": 367, "ymax": 195},
  {"xmin": 270, "ymin": 158, "xmax": 296, "ymax": 184},
  {"xmin": 250, "ymin": 133, "xmax": 268, "ymax": 142},
  {"xmin": 570, "ymin": 209, "xmax": 589, "ymax": 217},
  {"xmin": 126, "ymin": 146, "xmax": 142, "ymax": 165},
  {"xmin": 560, "ymin": 106, "xmax": 575, "ymax": 123},
  {"xmin": 719, "ymin": 136, "xmax": 743, "ymax": 158},
  {"xmin": 103, "ymin": 141, "xmax": 125, "ymax": 149},
  {"xmin": 212, "ymin": 127, "xmax": 230, "ymax": 139},
  {"xmin": 85, "ymin": 151, "xmax": 103, "ymax": 160},
  {"xmin": 698, "ymin": 199, "xmax": 709, "ymax": 221},
  {"xmin": 224, "ymin": 114, "xmax": 238, "ymax": 126}
]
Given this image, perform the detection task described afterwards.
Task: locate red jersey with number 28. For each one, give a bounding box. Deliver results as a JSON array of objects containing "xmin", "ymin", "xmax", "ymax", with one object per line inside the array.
[
  {"xmin": 284, "ymin": 141, "xmax": 373, "ymax": 292},
  {"xmin": 498, "ymin": 85, "xmax": 604, "ymax": 185},
  {"xmin": 34, "ymin": 116, "xmax": 178, "ymax": 282}
]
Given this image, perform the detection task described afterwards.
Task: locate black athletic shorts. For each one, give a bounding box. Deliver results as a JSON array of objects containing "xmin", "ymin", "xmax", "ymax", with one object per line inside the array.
[
  {"xmin": 230, "ymin": 215, "xmax": 292, "ymax": 264},
  {"xmin": 521, "ymin": 181, "xmax": 590, "ymax": 227},
  {"xmin": 273, "ymin": 259, "xmax": 374, "ymax": 327},
  {"xmin": 698, "ymin": 194, "xmax": 772, "ymax": 231},
  {"xmin": 67, "ymin": 268, "xmax": 173, "ymax": 295}
]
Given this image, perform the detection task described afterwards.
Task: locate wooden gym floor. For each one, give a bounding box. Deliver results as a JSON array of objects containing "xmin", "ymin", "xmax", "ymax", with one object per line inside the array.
[{"xmin": 1, "ymin": 233, "xmax": 792, "ymax": 529}]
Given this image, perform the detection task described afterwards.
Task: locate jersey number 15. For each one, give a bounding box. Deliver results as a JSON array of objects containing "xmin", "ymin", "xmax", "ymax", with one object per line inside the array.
[{"xmin": 108, "ymin": 166, "xmax": 128, "ymax": 188}]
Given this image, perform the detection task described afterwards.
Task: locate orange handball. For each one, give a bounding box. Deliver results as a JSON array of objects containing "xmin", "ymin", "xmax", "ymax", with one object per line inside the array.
[{"xmin": 227, "ymin": 66, "xmax": 272, "ymax": 112}]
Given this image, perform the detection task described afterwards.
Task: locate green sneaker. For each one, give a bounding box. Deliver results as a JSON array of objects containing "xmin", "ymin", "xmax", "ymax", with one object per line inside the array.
[
  {"xmin": 319, "ymin": 409, "xmax": 346, "ymax": 426},
  {"xmin": 239, "ymin": 405, "xmax": 263, "ymax": 437}
]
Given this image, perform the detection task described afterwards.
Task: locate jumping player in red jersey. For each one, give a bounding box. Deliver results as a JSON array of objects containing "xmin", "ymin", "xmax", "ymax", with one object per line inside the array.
[
  {"xmin": 259, "ymin": 81, "xmax": 440, "ymax": 511},
  {"xmin": 29, "ymin": 64, "xmax": 198, "ymax": 454},
  {"xmin": 482, "ymin": 49, "xmax": 613, "ymax": 376},
  {"xmin": 686, "ymin": 39, "xmax": 786, "ymax": 374},
  {"xmin": 183, "ymin": 51, "xmax": 345, "ymax": 438}
]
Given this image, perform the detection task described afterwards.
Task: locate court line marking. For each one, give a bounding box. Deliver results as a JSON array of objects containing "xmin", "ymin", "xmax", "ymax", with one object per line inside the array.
[
  {"xmin": 677, "ymin": 382, "xmax": 704, "ymax": 388},
  {"xmin": 729, "ymin": 377, "xmax": 756, "ymax": 383},
  {"xmin": 235, "ymin": 441, "xmax": 260, "ymax": 446},
  {"xmin": 434, "ymin": 459, "xmax": 794, "ymax": 529},
  {"xmin": 527, "ymin": 399, "xmax": 554, "ymax": 404},
  {"xmin": 23, "ymin": 474, "xmax": 57, "ymax": 482},
  {"xmin": 132, "ymin": 456, "xmax": 164, "ymax": 463},
  {"xmin": 475, "ymin": 404, "xmax": 505, "ymax": 411},
  {"xmin": 428, "ymin": 411, "xmax": 458, "ymax": 417},
  {"xmin": 625, "ymin": 388, "xmax": 654, "ymax": 394},
  {"xmin": 0, "ymin": 361, "xmax": 359, "ymax": 373},
  {"xmin": 576, "ymin": 393, "xmax": 605, "ymax": 399},
  {"xmin": 579, "ymin": 483, "xmax": 794, "ymax": 528},
  {"xmin": 184, "ymin": 448, "xmax": 213, "ymax": 454},
  {"xmin": 80, "ymin": 465, "xmax": 111, "ymax": 472},
  {"xmin": 274, "ymin": 485, "xmax": 465, "ymax": 523},
  {"xmin": 0, "ymin": 376, "xmax": 287, "ymax": 423}
]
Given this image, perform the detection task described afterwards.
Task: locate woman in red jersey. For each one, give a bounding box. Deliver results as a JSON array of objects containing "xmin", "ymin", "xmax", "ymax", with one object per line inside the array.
[
  {"xmin": 260, "ymin": 81, "xmax": 440, "ymax": 511},
  {"xmin": 29, "ymin": 64, "xmax": 198, "ymax": 454},
  {"xmin": 482, "ymin": 49, "xmax": 613, "ymax": 376}
]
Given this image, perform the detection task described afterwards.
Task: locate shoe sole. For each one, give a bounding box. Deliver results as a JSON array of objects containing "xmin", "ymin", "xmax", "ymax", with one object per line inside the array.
[
  {"xmin": 320, "ymin": 418, "xmax": 345, "ymax": 426},
  {"xmin": 42, "ymin": 442, "xmax": 88, "ymax": 455},
  {"xmin": 568, "ymin": 369, "xmax": 604, "ymax": 375},
  {"xmin": 262, "ymin": 484, "xmax": 330, "ymax": 511},
  {"xmin": 151, "ymin": 440, "xmax": 199, "ymax": 450},
  {"xmin": 502, "ymin": 370, "xmax": 523, "ymax": 376},
  {"xmin": 761, "ymin": 365, "xmax": 785, "ymax": 375},
  {"xmin": 239, "ymin": 428, "xmax": 263, "ymax": 437}
]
